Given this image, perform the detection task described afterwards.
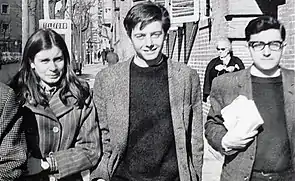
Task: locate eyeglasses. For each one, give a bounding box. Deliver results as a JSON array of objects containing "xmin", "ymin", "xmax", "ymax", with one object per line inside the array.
[
  {"xmin": 216, "ymin": 48, "xmax": 226, "ymax": 51},
  {"xmin": 248, "ymin": 41, "xmax": 284, "ymax": 51}
]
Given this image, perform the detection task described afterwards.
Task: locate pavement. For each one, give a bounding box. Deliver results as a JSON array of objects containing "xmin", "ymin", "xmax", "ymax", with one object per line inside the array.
[{"xmin": 80, "ymin": 61, "xmax": 224, "ymax": 181}]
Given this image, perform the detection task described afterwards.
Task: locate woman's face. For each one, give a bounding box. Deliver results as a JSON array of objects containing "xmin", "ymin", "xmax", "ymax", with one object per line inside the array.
[{"xmin": 30, "ymin": 46, "xmax": 65, "ymax": 87}]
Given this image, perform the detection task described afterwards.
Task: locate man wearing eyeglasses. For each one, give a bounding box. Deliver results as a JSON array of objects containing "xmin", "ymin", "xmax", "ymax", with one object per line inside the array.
[
  {"xmin": 203, "ymin": 38, "xmax": 244, "ymax": 102},
  {"xmin": 205, "ymin": 16, "xmax": 295, "ymax": 181}
]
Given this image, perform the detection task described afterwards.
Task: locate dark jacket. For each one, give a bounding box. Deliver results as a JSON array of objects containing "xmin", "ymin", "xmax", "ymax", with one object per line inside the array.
[{"xmin": 203, "ymin": 56, "xmax": 245, "ymax": 102}]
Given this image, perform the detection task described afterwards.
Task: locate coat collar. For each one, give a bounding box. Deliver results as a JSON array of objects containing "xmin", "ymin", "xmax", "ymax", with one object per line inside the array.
[
  {"xmin": 24, "ymin": 89, "xmax": 74, "ymax": 121},
  {"xmin": 237, "ymin": 66, "xmax": 294, "ymax": 98}
]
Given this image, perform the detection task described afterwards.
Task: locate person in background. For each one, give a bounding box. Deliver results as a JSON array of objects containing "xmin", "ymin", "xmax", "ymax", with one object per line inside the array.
[
  {"xmin": 0, "ymin": 82, "xmax": 27, "ymax": 180},
  {"xmin": 106, "ymin": 47, "xmax": 119, "ymax": 66},
  {"xmin": 203, "ymin": 38, "xmax": 245, "ymax": 102},
  {"xmin": 9, "ymin": 28, "xmax": 101, "ymax": 181},
  {"xmin": 205, "ymin": 16, "xmax": 295, "ymax": 181},
  {"xmin": 101, "ymin": 49, "xmax": 107, "ymax": 65},
  {"xmin": 91, "ymin": 2, "xmax": 203, "ymax": 181}
]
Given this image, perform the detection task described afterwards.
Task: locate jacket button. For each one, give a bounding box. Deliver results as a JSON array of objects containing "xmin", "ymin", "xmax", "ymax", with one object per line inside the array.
[
  {"xmin": 52, "ymin": 127, "xmax": 59, "ymax": 133},
  {"xmin": 49, "ymin": 175, "xmax": 56, "ymax": 181}
]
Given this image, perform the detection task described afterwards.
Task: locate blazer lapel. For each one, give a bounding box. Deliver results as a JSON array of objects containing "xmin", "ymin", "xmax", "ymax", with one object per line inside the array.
[
  {"xmin": 167, "ymin": 60, "xmax": 191, "ymax": 180},
  {"xmin": 111, "ymin": 59, "xmax": 131, "ymax": 154},
  {"xmin": 281, "ymin": 68, "xmax": 295, "ymax": 142},
  {"xmin": 237, "ymin": 68, "xmax": 253, "ymax": 100},
  {"xmin": 168, "ymin": 60, "xmax": 184, "ymax": 129}
]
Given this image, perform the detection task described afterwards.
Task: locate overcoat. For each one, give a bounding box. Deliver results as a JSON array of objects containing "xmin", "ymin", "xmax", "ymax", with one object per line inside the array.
[
  {"xmin": 0, "ymin": 82, "xmax": 26, "ymax": 180},
  {"xmin": 21, "ymin": 89, "xmax": 101, "ymax": 181},
  {"xmin": 92, "ymin": 57, "xmax": 204, "ymax": 181},
  {"xmin": 205, "ymin": 67, "xmax": 295, "ymax": 181}
]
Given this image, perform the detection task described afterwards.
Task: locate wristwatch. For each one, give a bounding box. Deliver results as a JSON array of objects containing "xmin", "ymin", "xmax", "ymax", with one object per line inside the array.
[{"xmin": 41, "ymin": 159, "xmax": 50, "ymax": 170}]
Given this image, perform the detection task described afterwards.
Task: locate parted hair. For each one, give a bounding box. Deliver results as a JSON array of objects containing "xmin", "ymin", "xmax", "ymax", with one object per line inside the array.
[
  {"xmin": 245, "ymin": 16, "xmax": 286, "ymax": 41},
  {"xmin": 10, "ymin": 28, "xmax": 90, "ymax": 108},
  {"xmin": 123, "ymin": 1, "xmax": 170, "ymax": 37}
]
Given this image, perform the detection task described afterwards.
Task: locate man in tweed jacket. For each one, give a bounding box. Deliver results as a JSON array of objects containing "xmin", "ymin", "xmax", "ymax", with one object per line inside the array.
[
  {"xmin": 0, "ymin": 82, "xmax": 26, "ymax": 180},
  {"xmin": 205, "ymin": 16, "xmax": 295, "ymax": 180},
  {"xmin": 92, "ymin": 2, "xmax": 203, "ymax": 181}
]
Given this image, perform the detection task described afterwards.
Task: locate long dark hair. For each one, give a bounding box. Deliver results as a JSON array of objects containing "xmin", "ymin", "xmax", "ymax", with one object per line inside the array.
[{"xmin": 10, "ymin": 28, "xmax": 90, "ymax": 108}]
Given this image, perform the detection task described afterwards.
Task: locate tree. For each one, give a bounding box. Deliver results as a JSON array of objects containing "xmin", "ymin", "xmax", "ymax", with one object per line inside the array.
[
  {"xmin": 49, "ymin": 0, "xmax": 68, "ymax": 19},
  {"xmin": 67, "ymin": 0, "xmax": 96, "ymax": 64}
]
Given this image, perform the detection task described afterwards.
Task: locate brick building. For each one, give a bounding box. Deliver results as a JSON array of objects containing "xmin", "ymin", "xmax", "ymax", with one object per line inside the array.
[
  {"xmin": 105, "ymin": 0, "xmax": 294, "ymax": 113},
  {"xmin": 0, "ymin": 0, "xmax": 21, "ymax": 52},
  {"xmin": 184, "ymin": 0, "xmax": 294, "ymax": 113}
]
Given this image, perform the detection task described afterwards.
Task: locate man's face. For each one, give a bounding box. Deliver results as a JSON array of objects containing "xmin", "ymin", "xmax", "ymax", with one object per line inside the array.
[
  {"xmin": 217, "ymin": 41, "xmax": 230, "ymax": 58},
  {"xmin": 248, "ymin": 29, "xmax": 285, "ymax": 71},
  {"xmin": 130, "ymin": 21, "xmax": 165, "ymax": 61}
]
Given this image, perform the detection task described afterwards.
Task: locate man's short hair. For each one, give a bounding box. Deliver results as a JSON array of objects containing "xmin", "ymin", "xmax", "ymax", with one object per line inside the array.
[
  {"xmin": 123, "ymin": 1, "xmax": 171, "ymax": 37},
  {"xmin": 245, "ymin": 16, "xmax": 286, "ymax": 42}
]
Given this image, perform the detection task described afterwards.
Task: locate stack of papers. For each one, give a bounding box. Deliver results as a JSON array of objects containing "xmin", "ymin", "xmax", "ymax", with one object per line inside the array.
[{"xmin": 221, "ymin": 95, "xmax": 264, "ymax": 134}]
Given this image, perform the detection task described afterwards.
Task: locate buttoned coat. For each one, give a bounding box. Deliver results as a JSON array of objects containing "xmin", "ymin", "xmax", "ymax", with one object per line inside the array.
[
  {"xmin": 21, "ymin": 90, "xmax": 101, "ymax": 181},
  {"xmin": 92, "ymin": 57, "xmax": 204, "ymax": 181},
  {"xmin": 0, "ymin": 82, "xmax": 27, "ymax": 180},
  {"xmin": 205, "ymin": 67, "xmax": 295, "ymax": 181}
]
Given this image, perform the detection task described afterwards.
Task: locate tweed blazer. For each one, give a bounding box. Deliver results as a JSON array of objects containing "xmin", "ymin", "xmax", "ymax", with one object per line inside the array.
[
  {"xmin": 0, "ymin": 82, "xmax": 27, "ymax": 180},
  {"xmin": 92, "ymin": 56, "xmax": 204, "ymax": 181},
  {"xmin": 20, "ymin": 90, "xmax": 101, "ymax": 181},
  {"xmin": 205, "ymin": 67, "xmax": 295, "ymax": 181}
]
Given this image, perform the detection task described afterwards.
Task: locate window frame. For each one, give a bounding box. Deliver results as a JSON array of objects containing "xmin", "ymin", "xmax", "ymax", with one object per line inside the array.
[{"xmin": 1, "ymin": 3, "xmax": 9, "ymax": 14}]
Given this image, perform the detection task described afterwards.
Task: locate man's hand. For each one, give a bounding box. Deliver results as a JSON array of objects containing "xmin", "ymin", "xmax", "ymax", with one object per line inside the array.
[
  {"xmin": 222, "ymin": 130, "xmax": 258, "ymax": 151},
  {"xmin": 24, "ymin": 157, "xmax": 43, "ymax": 176}
]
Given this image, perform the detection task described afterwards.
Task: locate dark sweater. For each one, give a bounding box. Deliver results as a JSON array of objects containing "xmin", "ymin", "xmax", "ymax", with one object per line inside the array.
[
  {"xmin": 112, "ymin": 58, "xmax": 179, "ymax": 181},
  {"xmin": 251, "ymin": 75, "xmax": 291, "ymax": 172}
]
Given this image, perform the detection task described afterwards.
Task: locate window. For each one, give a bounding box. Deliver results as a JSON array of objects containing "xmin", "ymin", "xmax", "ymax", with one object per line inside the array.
[
  {"xmin": 2, "ymin": 23, "xmax": 9, "ymax": 32},
  {"xmin": 1, "ymin": 4, "xmax": 9, "ymax": 14}
]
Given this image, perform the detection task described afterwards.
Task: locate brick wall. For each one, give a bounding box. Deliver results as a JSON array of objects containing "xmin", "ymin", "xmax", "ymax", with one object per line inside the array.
[
  {"xmin": 114, "ymin": 0, "xmax": 294, "ymax": 114},
  {"xmin": 167, "ymin": 0, "xmax": 295, "ymax": 114},
  {"xmin": 278, "ymin": 0, "xmax": 295, "ymax": 69}
]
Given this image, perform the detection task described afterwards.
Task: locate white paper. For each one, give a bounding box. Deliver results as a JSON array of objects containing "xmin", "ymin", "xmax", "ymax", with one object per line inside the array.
[{"xmin": 221, "ymin": 95, "xmax": 264, "ymax": 133}]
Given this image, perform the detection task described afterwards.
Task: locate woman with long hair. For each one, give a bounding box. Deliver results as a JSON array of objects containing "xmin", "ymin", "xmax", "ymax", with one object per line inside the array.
[{"xmin": 10, "ymin": 28, "xmax": 101, "ymax": 181}]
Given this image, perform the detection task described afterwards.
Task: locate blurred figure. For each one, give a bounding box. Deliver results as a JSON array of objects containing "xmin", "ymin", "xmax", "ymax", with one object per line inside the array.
[
  {"xmin": 106, "ymin": 47, "xmax": 119, "ymax": 66},
  {"xmin": 203, "ymin": 38, "xmax": 245, "ymax": 102},
  {"xmin": 10, "ymin": 28, "xmax": 101, "ymax": 181},
  {"xmin": 205, "ymin": 16, "xmax": 295, "ymax": 181},
  {"xmin": 92, "ymin": 2, "xmax": 203, "ymax": 181},
  {"xmin": 101, "ymin": 49, "xmax": 107, "ymax": 65}
]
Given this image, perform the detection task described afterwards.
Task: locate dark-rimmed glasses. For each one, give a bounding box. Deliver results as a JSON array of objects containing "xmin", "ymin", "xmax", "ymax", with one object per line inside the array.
[
  {"xmin": 216, "ymin": 48, "xmax": 226, "ymax": 51},
  {"xmin": 248, "ymin": 41, "xmax": 283, "ymax": 51}
]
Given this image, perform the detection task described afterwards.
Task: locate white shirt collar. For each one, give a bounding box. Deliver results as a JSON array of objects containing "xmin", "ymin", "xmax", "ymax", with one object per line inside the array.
[{"xmin": 250, "ymin": 65, "xmax": 281, "ymax": 78}]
